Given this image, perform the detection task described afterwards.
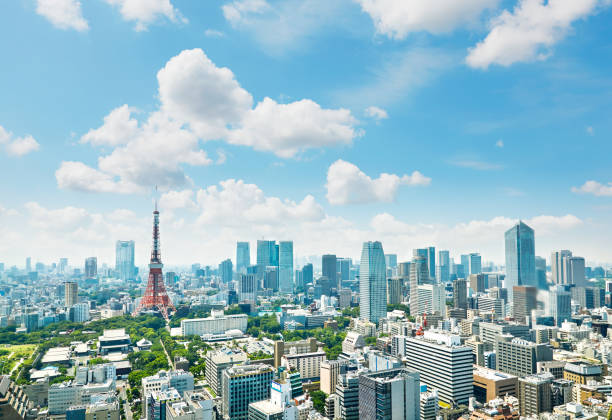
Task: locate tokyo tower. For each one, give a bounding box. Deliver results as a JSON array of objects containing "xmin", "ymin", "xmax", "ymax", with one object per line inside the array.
[{"xmin": 136, "ymin": 203, "xmax": 175, "ymax": 321}]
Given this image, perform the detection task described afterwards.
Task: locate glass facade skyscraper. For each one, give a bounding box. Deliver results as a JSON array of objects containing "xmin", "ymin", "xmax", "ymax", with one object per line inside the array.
[
  {"xmin": 236, "ymin": 242, "xmax": 250, "ymax": 274},
  {"xmin": 505, "ymin": 221, "xmax": 536, "ymax": 300},
  {"xmin": 436, "ymin": 250, "xmax": 450, "ymax": 283},
  {"xmin": 278, "ymin": 241, "xmax": 293, "ymax": 293},
  {"xmin": 359, "ymin": 241, "xmax": 386, "ymax": 324},
  {"xmin": 115, "ymin": 240, "xmax": 135, "ymax": 281},
  {"xmin": 322, "ymin": 254, "xmax": 337, "ymax": 292},
  {"xmin": 410, "ymin": 255, "xmax": 430, "ymax": 317},
  {"xmin": 256, "ymin": 240, "xmax": 276, "ymax": 268}
]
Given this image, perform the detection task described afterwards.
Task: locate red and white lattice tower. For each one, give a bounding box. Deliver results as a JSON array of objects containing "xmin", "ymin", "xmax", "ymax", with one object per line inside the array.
[{"xmin": 136, "ymin": 203, "xmax": 174, "ymax": 320}]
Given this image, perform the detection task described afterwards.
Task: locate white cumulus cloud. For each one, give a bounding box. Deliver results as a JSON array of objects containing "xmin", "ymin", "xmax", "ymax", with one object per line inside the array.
[
  {"xmin": 572, "ymin": 180, "xmax": 612, "ymax": 197},
  {"xmin": 467, "ymin": 0, "xmax": 607, "ymax": 69},
  {"xmin": 36, "ymin": 0, "xmax": 89, "ymax": 31},
  {"xmin": 326, "ymin": 159, "xmax": 431, "ymax": 205},
  {"xmin": 59, "ymin": 49, "xmax": 360, "ymax": 194},
  {"xmin": 0, "ymin": 125, "xmax": 40, "ymax": 157},
  {"xmin": 228, "ymin": 98, "xmax": 359, "ymax": 158},
  {"xmin": 80, "ymin": 105, "xmax": 139, "ymax": 147},
  {"xmin": 364, "ymin": 106, "xmax": 388, "ymax": 120},
  {"xmin": 356, "ymin": 0, "xmax": 498, "ymax": 39},
  {"xmin": 104, "ymin": 0, "xmax": 186, "ymax": 31}
]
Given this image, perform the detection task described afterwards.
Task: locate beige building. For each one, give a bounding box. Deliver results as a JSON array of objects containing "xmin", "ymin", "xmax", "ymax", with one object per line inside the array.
[
  {"xmin": 473, "ymin": 366, "xmax": 518, "ymax": 404},
  {"xmin": 319, "ymin": 360, "xmax": 350, "ymax": 395},
  {"xmin": 65, "ymin": 281, "xmax": 78, "ymax": 307},
  {"xmin": 281, "ymin": 350, "xmax": 326, "ymax": 381}
]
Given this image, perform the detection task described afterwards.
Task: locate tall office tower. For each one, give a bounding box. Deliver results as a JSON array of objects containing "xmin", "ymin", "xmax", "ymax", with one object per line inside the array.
[
  {"xmin": 219, "ymin": 259, "xmax": 233, "ymax": 284},
  {"xmin": 25, "ymin": 257, "xmax": 31, "ymax": 272},
  {"xmin": 505, "ymin": 221, "xmax": 536, "ymax": 300},
  {"xmin": 404, "ymin": 330, "xmax": 473, "ymax": 405},
  {"xmin": 518, "ymin": 374, "xmax": 553, "ymax": 417},
  {"xmin": 452, "ymin": 261, "xmax": 465, "ymax": 279},
  {"xmin": 115, "ymin": 240, "xmax": 135, "ymax": 281},
  {"xmin": 358, "ymin": 368, "xmax": 420, "ymax": 420},
  {"xmin": 461, "ymin": 254, "xmax": 470, "ymax": 277},
  {"xmin": 239, "ymin": 274, "xmax": 257, "ymax": 302},
  {"xmin": 566, "ymin": 256, "xmax": 586, "ymax": 287},
  {"xmin": 387, "ymin": 277, "xmax": 402, "ymax": 305},
  {"xmin": 427, "ymin": 247, "xmax": 436, "ymax": 280},
  {"xmin": 337, "ymin": 372, "xmax": 360, "ymax": 420},
  {"xmin": 58, "ymin": 258, "xmax": 68, "ymax": 274},
  {"xmin": 453, "ymin": 278, "xmax": 468, "ymax": 309},
  {"xmin": 436, "ymin": 250, "xmax": 450, "ymax": 283},
  {"xmin": 550, "ymin": 285, "xmax": 571, "ymax": 327},
  {"xmin": 535, "ymin": 256, "xmax": 547, "ymax": 290},
  {"xmin": 236, "ymin": 242, "xmax": 250, "ymax": 274},
  {"xmin": 359, "ymin": 242, "xmax": 387, "ymax": 324},
  {"xmin": 337, "ymin": 258, "xmax": 351, "ymax": 284},
  {"xmin": 278, "ymin": 241, "xmax": 293, "ymax": 293},
  {"xmin": 468, "ymin": 253, "xmax": 482, "ymax": 275},
  {"xmin": 263, "ymin": 266, "xmax": 278, "ymax": 291},
  {"xmin": 256, "ymin": 240, "xmax": 276, "ymax": 268},
  {"xmin": 385, "ymin": 254, "xmax": 398, "ymax": 272},
  {"xmin": 322, "ymin": 254, "xmax": 338, "ymax": 292},
  {"xmin": 222, "ymin": 364, "xmax": 274, "ymax": 420},
  {"xmin": 551, "ymin": 250, "xmax": 572, "ymax": 284},
  {"xmin": 65, "ymin": 281, "xmax": 78, "ymax": 307},
  {"xmin": 84, "ymin": 257, "xmax": 97, "ymax": 279},
  {"xmin": 513, "ymin": 286, "xmax": 537, "ymax": 324},
  {"xmin": 417, "ymin": 283, "xmax": 446, "ymax": 315},
  {"xmin": 469, "ymin": 274, "xmax": 486, "ymax": 293},
  {"xmin": 410, "ymin": 256, "xmax": 429, "ymax": 317},
  {"xmin": 301, "ymin": 263, "xmax": 313, "ymax": 286},
  {"xmin": 137, "ymin": 205, "xmax": 175, "ymax": 320}
]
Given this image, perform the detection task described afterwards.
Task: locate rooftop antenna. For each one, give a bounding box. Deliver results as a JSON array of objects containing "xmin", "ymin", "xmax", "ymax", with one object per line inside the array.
[{"xmin": 154, "ymin": 185, "xmax": 159, "ymax": 211}]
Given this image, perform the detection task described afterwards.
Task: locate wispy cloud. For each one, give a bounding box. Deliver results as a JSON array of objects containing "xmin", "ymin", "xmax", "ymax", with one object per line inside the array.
[
  {"xmin": 335, "ymin": 47, "xmax": 454, "ymax": 108},
  {"xmin": 448, "ymin": 157, "xmax": 504, "ymax": 170}
]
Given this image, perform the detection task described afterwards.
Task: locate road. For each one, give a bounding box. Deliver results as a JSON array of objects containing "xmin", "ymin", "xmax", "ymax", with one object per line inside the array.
[
  {"xmin": 10, "ymin": 358, "xmax": 23, "ymax": 375},
  {"xmin": 119, "ymin": 384, "xmax": 133, "ymax": 420}
]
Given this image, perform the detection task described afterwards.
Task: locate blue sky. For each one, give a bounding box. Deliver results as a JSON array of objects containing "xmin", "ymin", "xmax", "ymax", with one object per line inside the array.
[{"xmin": 1, "ymin": 0, "xmax": 612, "ymax": 268}]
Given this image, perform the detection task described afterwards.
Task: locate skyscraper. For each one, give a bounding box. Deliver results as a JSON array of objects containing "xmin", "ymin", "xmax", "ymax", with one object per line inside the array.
[
  {"xmin": 468, "ymin": 253, "xmax": 482, "ymax": 275},
  {"xmin": 239, "ymin": 274, "xmax": 257, "ymax": 302},
  {"xmin": 566, "ymin": 256, "xmax": 586, "ymax": 287},
  {"xmin": 358, "ymin": 368, "xmax": 420, "ymax": 420},
  {"xmin": 384, "ymin": 254, "xmax": 398, "ymax": 269},
  {"xmin": 436, "ymin": 250, "xmax": 450, "ymax": 283},
  {"xmin": 513, "ymin": 286, "xmax": 537, "ymax": 324},
  {"xmin": 322, "ymin": 254, "xmax": 338, "ymax": 292},
  {"xmin": 505, "ymin": 221, "xmax": 536, "ymax": 300},
  {"xmin": 359, "ymin": 242, "xmax": 386, "ymax": 324},
  {"xmin": 236, "ymin": 242, "xmax": 250, "ymax": 274},
  {"xmin": 256, "ymin": 240, "xmax": 276, "ymax": 268},
  {"xmin": 427, "ymin": 247, "xmax": 436, "ymax": 280},
  {"xmin": 550, "ymin": 285, "xmax": 571, "ymax": 327},
  {"xmin": 278, "ymin": 241, "xmax": 293, "ymax": 293},
  {"xmin": 535, "ymin": 256, "xmax": 547, "ymax": 289},
  {"xmin": 115, "ymin": 240, "xmax": 135, "ymax": 281},
  {"xmin": 25, "ymin": 257, "xmax": 31, "ymax": 272},
  {"xmin": 551, "ymin": 250, "xmax": 572, "ymax": 285},
  {"xmin": 84, "ymin": 257, "xmax": 97, "ymax": 279},
  {"xmin": 461, "ymin": 254, "xmax": 470, "ymax": 277},
  {"xmin": 301, "ymin": 263, "xmax": 313, "ymax": 286},
  {"xmin": 410, "ymin": 255, "xmax": 429, "ymax": 317},
  {"xmin": 219, "ymin": 259, "xmax": 233, "ymax": 283},
  {"xmin": 337, "ymin": 258, "xmax": 351, "ymax": 284},
  {"xmin": 453, "ymin": 278, "xmax": 467, "ymax": 310},
  {"xmin": 65, "ymin": 281, "xmax": 78, "ymax": 307}
]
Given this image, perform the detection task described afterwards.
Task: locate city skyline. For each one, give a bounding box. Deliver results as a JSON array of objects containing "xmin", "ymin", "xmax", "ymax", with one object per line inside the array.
[{"xmin": 1, "ymin": 2, "xmax": 612, "ymax": 265}]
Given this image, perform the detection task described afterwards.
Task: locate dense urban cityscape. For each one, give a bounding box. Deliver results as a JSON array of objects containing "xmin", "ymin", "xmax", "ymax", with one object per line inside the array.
[{"xmin": 0, "ymin": 203, "xmax": 611, "ymax": 420}]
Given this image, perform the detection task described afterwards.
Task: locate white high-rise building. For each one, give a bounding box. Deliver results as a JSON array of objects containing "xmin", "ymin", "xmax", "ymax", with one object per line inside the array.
[
  {"xmin": 359, "ymin": 241, "xmax": 387, "ymax": 324},
  {"xmin": 551, "ymin": 250, "xmax": 572, "ymax": 284},
  {"xmin": 404, "ymin": 330, "xmax": 473, "ymax": 405}
]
